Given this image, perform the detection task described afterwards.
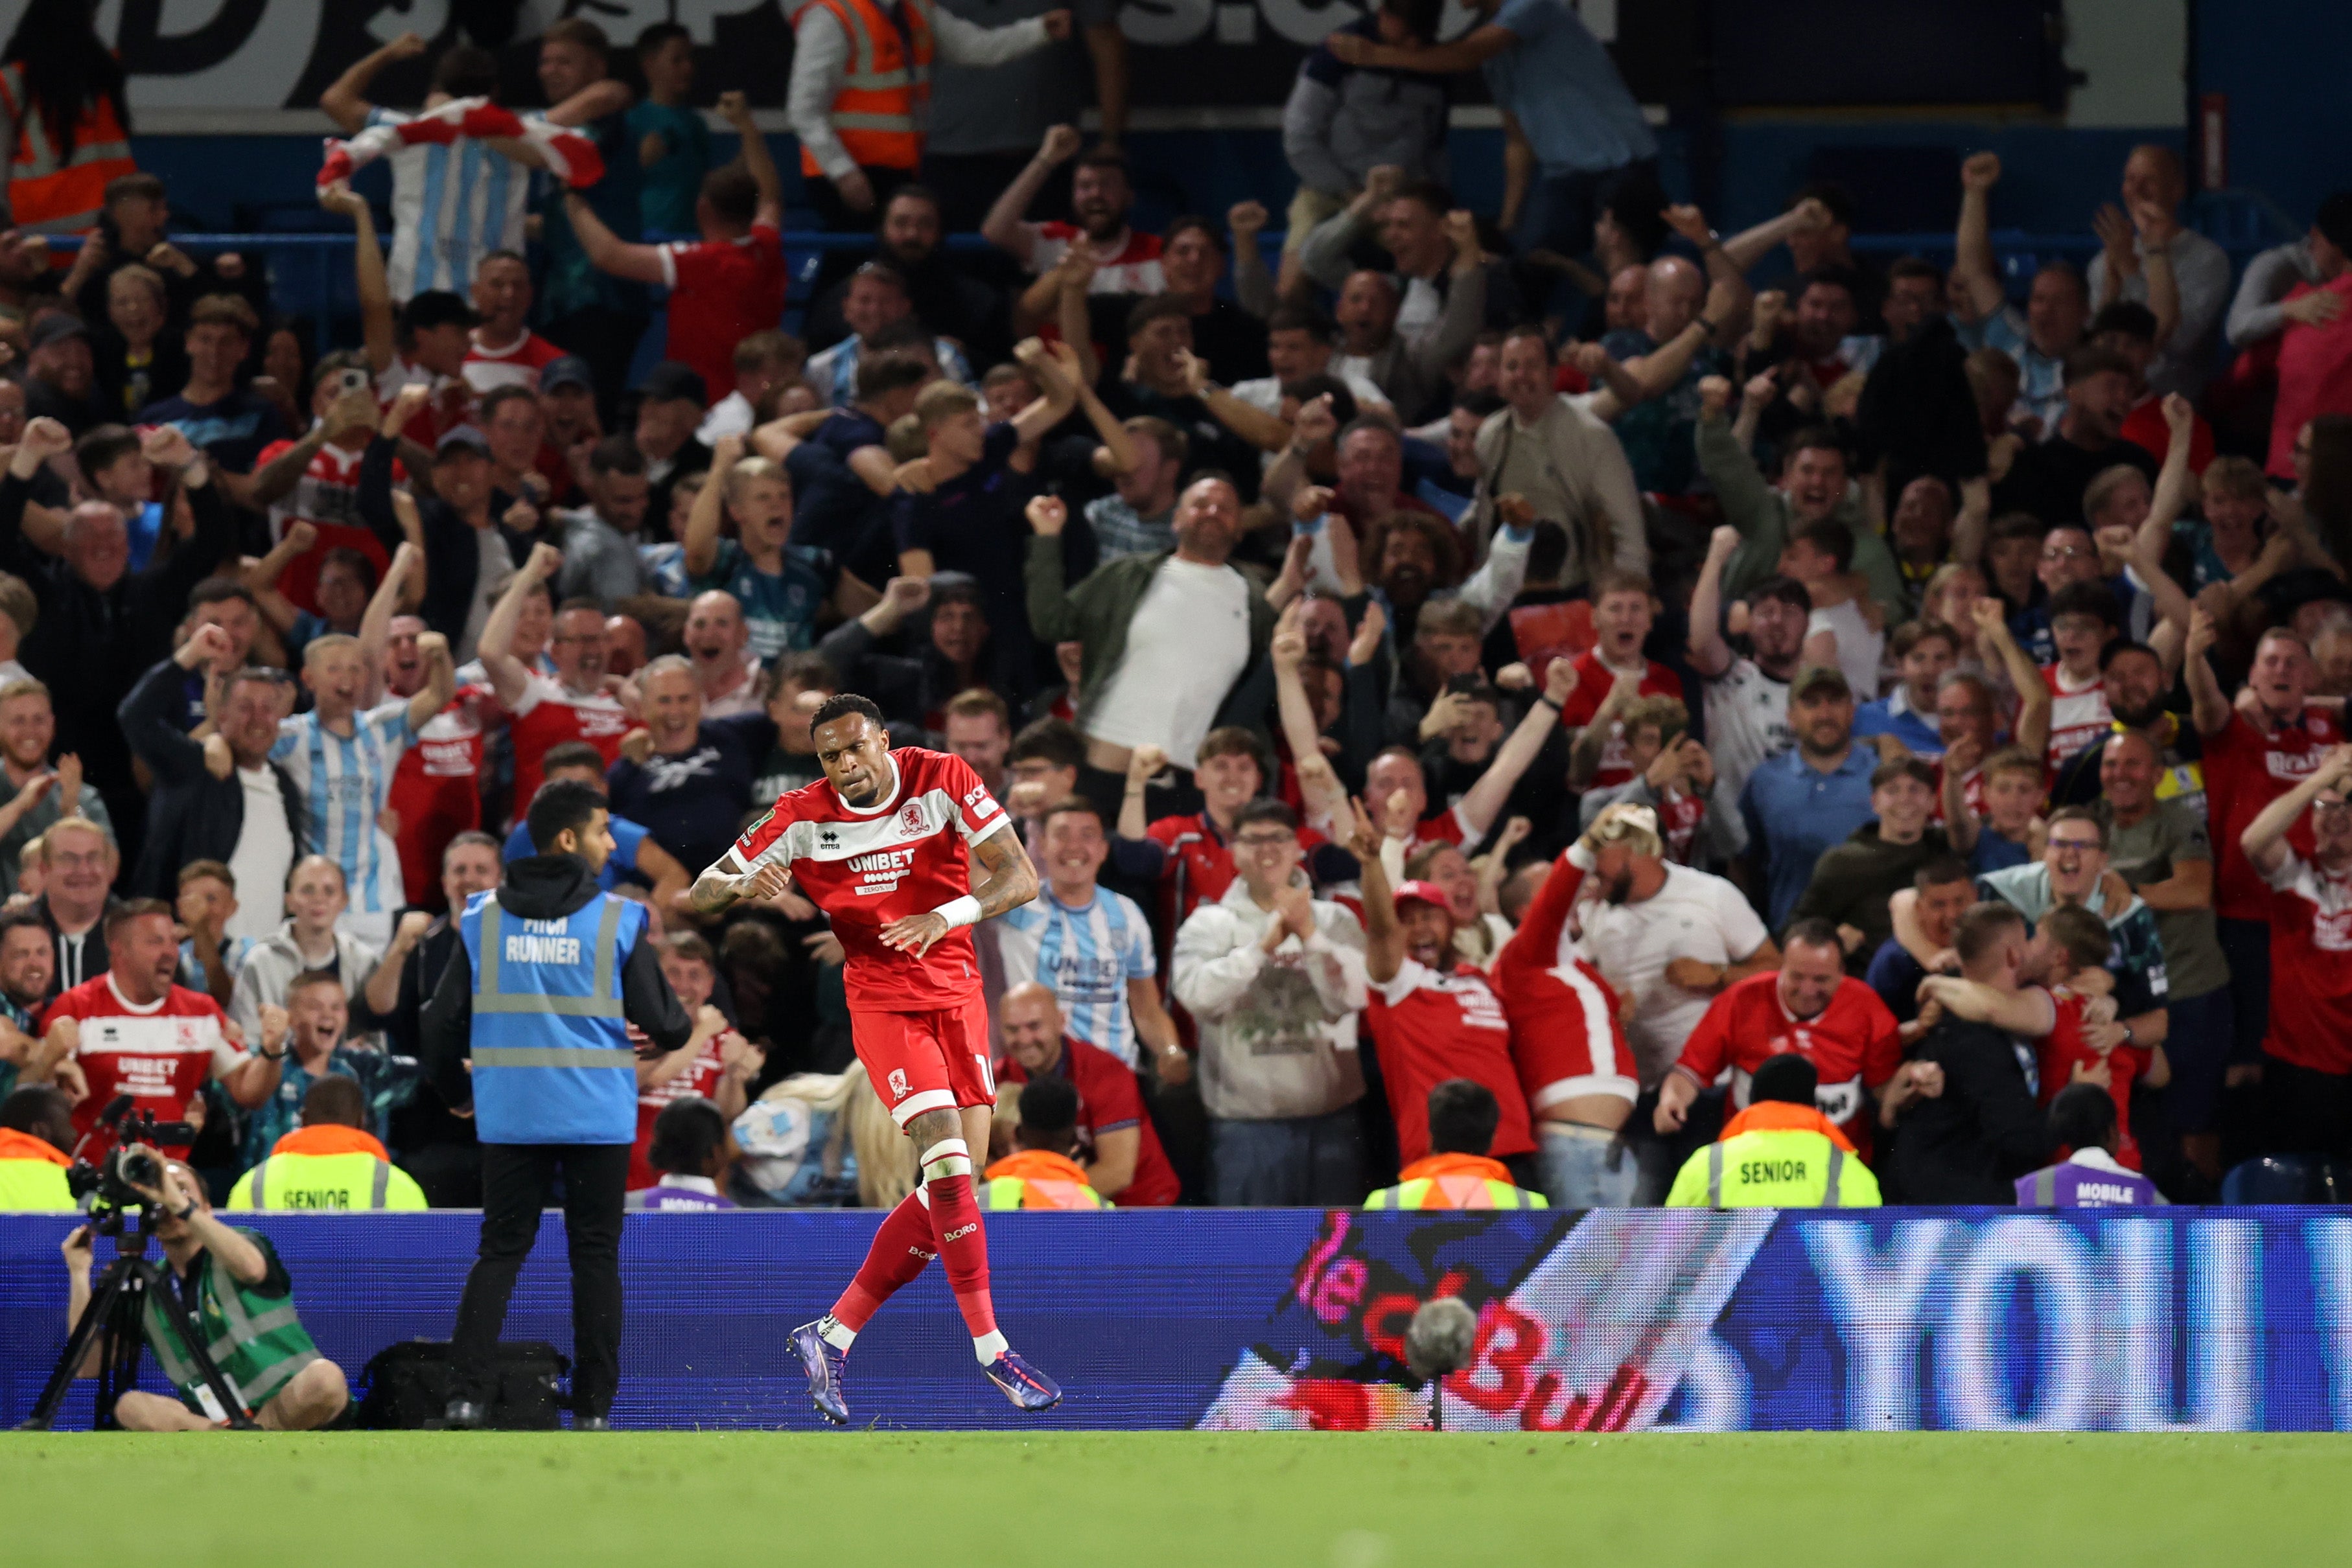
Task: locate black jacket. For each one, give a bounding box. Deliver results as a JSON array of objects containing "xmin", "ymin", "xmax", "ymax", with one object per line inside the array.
[
  {"xmin": 1890, "ymin": 1019, "xmax": 2053, "ymax": 1203},
  {"xmin": 117, "ymin": 657, "xmax": 309, "ymax": 900},
  {"xmin": 31, "ymin": 892, "xmax": 124, "ymax": 1001},
  {"xmin": 417, "ymin": 853, "xmax": 694, "ymax": 1115},
  {"xmin": 0, "ymin": 468, "xmax": 236, "ymax": 801},
  {"xmin": 355, "ymin": 434, "xmax": 529, "ymax": 647}
]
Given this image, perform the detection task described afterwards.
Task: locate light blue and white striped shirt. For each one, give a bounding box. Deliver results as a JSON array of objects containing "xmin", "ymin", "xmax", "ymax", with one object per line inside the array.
[
  {"xmin": 270, "ymin": 700, "xmax": 414, "ymax": 917},
  {"xmin": 366, "ymin": 106, "xmax": 532, "ymax": 301},
  {"xmin": 993, "ymin": 886, "xmax": 1157, "ymax": 1066}
]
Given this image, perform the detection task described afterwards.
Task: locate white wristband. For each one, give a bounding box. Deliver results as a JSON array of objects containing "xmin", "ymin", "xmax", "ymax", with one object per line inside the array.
[{"xmin": 932, "ymin": 895, "xmax": 983, "ymax": 929}]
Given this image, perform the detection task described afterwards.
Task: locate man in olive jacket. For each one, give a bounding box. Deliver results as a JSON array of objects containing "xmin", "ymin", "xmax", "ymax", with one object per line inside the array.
[{"xmin": 1023, "ymin": 474, "xmax": 1277, "ymax": 811}]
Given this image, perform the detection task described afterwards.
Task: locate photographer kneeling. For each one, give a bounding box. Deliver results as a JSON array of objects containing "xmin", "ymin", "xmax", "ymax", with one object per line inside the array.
[{"xmin": 60, "ymin": 1148, "xmax": 348, "ymax": 1431}]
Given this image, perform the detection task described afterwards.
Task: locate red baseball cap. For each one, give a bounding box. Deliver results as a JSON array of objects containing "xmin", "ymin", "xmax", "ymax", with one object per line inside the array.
[{"xmin": 1393, "ymin": 879, "xmax": 1452, "ymax": 913}]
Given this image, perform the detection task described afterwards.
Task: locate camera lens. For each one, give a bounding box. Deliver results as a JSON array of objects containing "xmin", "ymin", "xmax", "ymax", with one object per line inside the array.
[{"xmin": 116, "ymin": 1149, "xmax": 159, "ymax": 1189}]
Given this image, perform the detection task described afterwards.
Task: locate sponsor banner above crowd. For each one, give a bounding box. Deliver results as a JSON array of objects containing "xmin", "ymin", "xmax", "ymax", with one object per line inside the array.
[
  {"xmin": 5, "ymin": 1210, "xmax": 2349, "ymax": 1431},
  {"xmin": 23, "ymin": 0, "xmax": 1682, "ymax": 124}
]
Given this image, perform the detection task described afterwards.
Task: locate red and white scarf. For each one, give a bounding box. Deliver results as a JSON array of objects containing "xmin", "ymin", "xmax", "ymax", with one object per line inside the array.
[{"xmin": 319, "ymin": 98, "xmax": 606, "ymax": 190}]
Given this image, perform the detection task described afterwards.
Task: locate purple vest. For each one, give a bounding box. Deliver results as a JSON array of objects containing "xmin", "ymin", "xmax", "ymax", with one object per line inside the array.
[
  {"xmin": 2015, "ymin": 1160, "xmax": 2165, "ymax": 1208},
  {"xmin": 635, "ymin": 1182, "xmax": 738, "ymax": 1212}
]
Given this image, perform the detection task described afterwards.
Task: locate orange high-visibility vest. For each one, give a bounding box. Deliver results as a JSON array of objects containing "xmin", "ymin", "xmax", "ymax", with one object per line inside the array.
[
  {"xmin": 0, "ymin": 63, "xmax": 135, "ymax": 234},
  {"xmin": 795, "ymin": 0, "xmax": 932, "ymax": 178}
]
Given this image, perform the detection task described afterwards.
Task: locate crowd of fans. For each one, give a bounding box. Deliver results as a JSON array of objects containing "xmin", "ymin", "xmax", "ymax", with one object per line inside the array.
[{"xmin": 3, "ymin": 1, "xmax": 2352, "ymax": 1217}]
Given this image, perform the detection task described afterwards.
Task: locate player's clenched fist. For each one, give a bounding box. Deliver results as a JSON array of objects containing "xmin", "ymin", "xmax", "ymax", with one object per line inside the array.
[
  {"xmin": 739, "ymin": 860, "xmax": 794, "ymax": 903},
  {"xmin": 878, "ymin": 910, "xmax": 951, "ymax": 957}
]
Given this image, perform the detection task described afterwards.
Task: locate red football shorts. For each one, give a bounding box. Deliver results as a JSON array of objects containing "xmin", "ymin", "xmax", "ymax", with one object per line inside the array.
[{"xmin": 854, "ymin": 996, "xmax": 997, "ymax": 1127}]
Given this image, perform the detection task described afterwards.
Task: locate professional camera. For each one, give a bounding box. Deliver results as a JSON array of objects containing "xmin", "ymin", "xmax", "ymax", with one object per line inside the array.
[{"xmin": 65, "ymin": 1099, "xmax": 195, "ymax": 1229}]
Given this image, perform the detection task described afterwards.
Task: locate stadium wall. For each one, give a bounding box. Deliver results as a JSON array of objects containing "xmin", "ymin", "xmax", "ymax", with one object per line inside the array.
[{"xmin": 5, "ymin": 1209, "xmax": 2351, "ymax": 1433}]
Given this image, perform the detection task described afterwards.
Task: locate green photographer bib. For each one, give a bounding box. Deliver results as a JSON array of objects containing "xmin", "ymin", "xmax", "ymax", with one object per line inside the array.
[{"xmin": 141, "ymin": 1230, "xmax": 320, "ymax": 1420}]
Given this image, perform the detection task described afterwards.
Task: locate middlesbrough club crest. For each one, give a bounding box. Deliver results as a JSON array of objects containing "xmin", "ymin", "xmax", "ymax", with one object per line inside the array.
[{"xmin": 901, "ymin": 801, "xmax": 927, "ymax": 836}]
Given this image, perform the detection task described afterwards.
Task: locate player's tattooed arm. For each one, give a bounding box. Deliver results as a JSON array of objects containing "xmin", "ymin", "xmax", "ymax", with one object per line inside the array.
[
  {"xmin": 690, "ymin": 853, "xmax": 793, "ymax": 916},
  {"xmin": 878, "ymin": 824, "xmax": 1040, "ymax": 958},
  {"xmin": 968, "ymin": 823, "xmax": 1042, "ymax": 919}
]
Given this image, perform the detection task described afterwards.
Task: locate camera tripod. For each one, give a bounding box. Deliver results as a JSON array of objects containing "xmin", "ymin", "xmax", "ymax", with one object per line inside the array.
[{"xmin": 17, "ymin": 1210, "xmax": 257, "ymax": 1431}]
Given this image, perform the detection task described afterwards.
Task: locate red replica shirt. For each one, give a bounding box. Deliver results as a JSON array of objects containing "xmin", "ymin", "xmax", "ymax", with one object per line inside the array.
[
  {"xmin": 463, "ymin": 330, "xmax": 568, "ymax": 396},
  {"xmin": 1366, "ymin": 957, "xmax": 1533, "ymax": 1164},
  {"xmin": 2119, "ymin": 393, "xmax": 2213, "ymax": 475},
  {"xmin": 2206, "ymin": 708, "xmax": 2342, "ymax": 920},
  {"xmin": 2031, "ymin": 987, "xmax": 2152, "ymax": 1170},
  {"xmin": 47, "ymin": 977, "xmax": 242, "ymax": 1146},
  {"xmin": 1554, "ymin": 652, "xmax": 1684, "ymax": 789},
  {"xmin": 389, "ymin": 682, "xmax": 495, "ymax": 910},
  {"xmin": 730, "ymin": 747, "xmax": 1008, "ymax": 1011},
  {"xmin": 2257, "ymin": 848, "xmax": 2352, "ymax": 1076},
  {"xmin": 1671, "ymin": 971, "xmax": 1900, "ymax": 1146},
  {"xmin": 508, "ymin": 674, "xmax": 633, "ymax": 820},
  {"xmin": 997, "ymin": 1033, "xmax": 1180, "ymax": 1206},
  {"xmin": 658, "ymin": 224, "xmax": 787, "ymax": 415},
  {"xmin": 2042, "ymin": 663, "xmax": 2112, "ymax": 775},
  {"xmin": 258, "ymin": 436, "xmax": 393, "ymax": 616},
  {"xmin": 1929, "ymin": 759, "xmax": 1989, "ymax": 825},
  {"xmin": 629, "ymin": 1026, "xmax": 739, "ymax": 1190},
  {"xmin": 2268, "ymin": 276, "xmax": 2352, "ymax": 479}
]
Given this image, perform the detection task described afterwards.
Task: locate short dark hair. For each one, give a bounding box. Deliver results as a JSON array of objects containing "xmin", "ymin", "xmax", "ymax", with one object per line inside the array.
[
  {"xmin": 187, "ymin": 576, "xmax": 258, "ymax": 616},
  {"xmin": 588, "ymin": 434, "xmax": 646, "ymax": 478},
  {"xmin": 2048, "ymin": 1081, "xmax": 2118, "ymax": 1153},
  {"xmin": 809, "ymin": 692, "xmax": 886, "ymax": 735},
  {"xmin": 542, "ymin": 17, "xmax": 612, "ymax": 58},
  {"xmin": 432, "ymin": 45, "xmax": 501, "ymax": 99},
  {"xmin": 104, "ymin": 897, "xmax": 174, "ymax": 944},
  {"xmin": 1232, "ymin": 800, "xmax": 1298, "ymax": 836},
  {"xmin": 300, "ymin": 1076, "xmax": 366, "ymax": 1130},
  {"xmin": 1161, "ymin": 213, "xmax": 1224, "ymax": 253},
  {"xmin": 770, "ymin": 650, "xmax": 840, "ymax": 700},
  {"xmin": 659, "ymin": 930, "xmax": 718, "ymax": 968},
  {"xmin": 2089, "ymin": 301, "xmax": 2159, "ymax": 344},
  {"xmin": 73, "ymin": 423, "xmax": 141, "ymax": 476},
  {"xmin": 635, "ymin": 20, "xmax": 690, "ymax": 56},
  {"xmin": 648, "ymin": 1096, "xmax": 729, "ymax": 1176},
  {"xmin": 541, "ymin": 739, "xmax": 610, "ymax": 779},
  {"xmin": 854, "ymin": 352, "xmax": 931, "ymax": 402},
  {"xmin": 2064, "ymin": 344, "xmax": 2136, "ymax": 386},
  {"xmin": 1782, "ymin": 917, "xmax": 1844, "ymax": 955},
  {"xmin": 1501, "ymin": 321, "xmax": 1555, "ymax": 363},
  {"xmin": 1265, "ymin": 302, "xmax": 1334, "ymax": 340},
  {"xmin": 701, "ymin": 162, "xmax": 759, "ymax": 227},
  {"xmin": 1075, "ymin": 145, "xmax": 1130, "ymax": 179},
  {"xmin": 2098, "ymin": 638, "xmax": 2163, "ymax": 674},
  {"xmin": 1039, "ymin": 797, "xmax": 1104, "ymax": 836},
  {"xmin": 1915, "ymin": 855, "xmax": 1973, "ymax": 890},
  {"xmin": 1786, "ymin": 426, "xmax": 1847, "ymax": 468},
  {"xmin": 1749, "ymin": 574, "xmax": 1814, "ymax": 617},
  {"xmin": 1887, "ymin": 255, "xmax": 1944, "ymax": 288},
  {"xmin": 0, "ymin": 1083, "xmax": 72, "ymax": 1142},
  {"xmin": 2049, "ymin": 579, "xmax": 2122, "ymax": 630},
  {"xmin": 1125, "ymin": 294, "xmax": 1192, "ymax": 341},
  {"xmin": 1990, "ymin": 511, "xmax": 2049, "ymax": 546},
  {"xmin": 1380, "ymin": 0, "xmax": 1445, "ymax": 44},
  {"xmin": 1801, "ymin": 264, "xmax": 1863, "ymax": 305},
  {"xmin": 1016, "ymin": 1073, "xmax": 1080, "ymax": 1138},
  {"xmin": 1953, "ymin": 901, "xmax": 2028, "ymax": 967},
  {"xmin": 1008, "ymin": 718, "xmax": 1085, "ymax": 770},
  {"xmin": 527, "ymin": 778, "xmax": 609, "ymax": 855},
  {"xmin": 1791, "ymin": 519, "xmax": 1855, "ymax": 573},
  {"xmin": 1871, "ymin": 757, "xmax": 1938, "ymax": 792},
  {"xmin": 1425, "ymin": 1078, "xmax": 1500, "ymax": 1157},
  {"xmin": 2046, "ymin": 804, "xmax": 2108, "ymax": 851}
]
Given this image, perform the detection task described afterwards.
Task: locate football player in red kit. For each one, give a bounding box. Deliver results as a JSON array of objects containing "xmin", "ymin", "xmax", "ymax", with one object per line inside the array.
[{"xmin": 690, "ymin": 693, "xmax": 1053, "ymax": 1421}]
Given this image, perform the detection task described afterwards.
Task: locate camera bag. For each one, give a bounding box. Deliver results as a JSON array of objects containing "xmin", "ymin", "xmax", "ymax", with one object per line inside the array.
[{"xmin": 356, "ymin": 1339, "xmax": 572, "ymax": 1429}]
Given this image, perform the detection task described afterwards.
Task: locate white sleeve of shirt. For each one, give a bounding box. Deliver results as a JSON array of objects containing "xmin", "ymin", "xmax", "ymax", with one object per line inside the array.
[
  {"xmin": 1708, "ymin": 872, "xmax": 1773, "ymax": 960},
  {"xmin": 785, "ymin": 8, "xmax": 859, "ymax": 183},
  {"xmin": 509, "ymin": 671, "xmax": 557, "ymax": 721},
  {"xmin": 2261, "ymin": 847, "xmax": 2309, "ymax": 894},
  {"xmin": 930, "ymin": 8, "xmax": 1050, "ymax": 67},
  {"xmin": 1371, "ymin": 956, "xmax": 1430, "ymax": 1008}
]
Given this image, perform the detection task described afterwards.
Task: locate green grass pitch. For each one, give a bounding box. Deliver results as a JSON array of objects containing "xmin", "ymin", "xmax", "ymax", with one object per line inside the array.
[{"xmin": 2, "ymin": 1431, "xmax": 2343, "ymax": 1564}]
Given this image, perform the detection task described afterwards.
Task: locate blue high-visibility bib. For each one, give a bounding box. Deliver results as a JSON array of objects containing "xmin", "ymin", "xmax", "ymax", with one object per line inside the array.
[{"xmin": 458, "ymin": 890, "xmax": 647, "ymax": 1144}]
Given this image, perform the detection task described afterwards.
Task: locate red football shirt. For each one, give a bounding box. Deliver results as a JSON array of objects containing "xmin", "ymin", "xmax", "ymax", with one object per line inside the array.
[
  {"xmin": 2268, "ymin": 276, "xmax": 2352, "ymax": 479},
  {"xmin": 2041, "ymin": 662, "xmax": 2112, "ymax": 774},
  {"xmin": 2205, "ymin": 708, "xmax": 2342, "ymax": 919},
  {"xmin": 259, "ymin": 436, "xmax": 394, "ymax": 615},
  {"xmin": 463, "ymin": 329, "xmax": 568, "ymax": 396},
  {"xmin": 730, "ymin": 746, "xmax": 1008, "ymax": 1011},
  {"xmin": 2030, "ymin": 987, "xmax": 2152, "ymax": 1170},
  {"xmin": 2257, "ymin": 848, "xmax": 2352, "ymax": 1075},
  {"xmin": 46, "ymin": 977, "xmax": 242, "ymax": 1145},
  {"xmin": 659, "ymin": 224, "xmax": 788, "ymax": 415},
  {"xmin": 389, "ymin": 682, "xmax": 495, "ymax": 910},
  {"xmin": 507, "ymin": 674, "xmax": 633, "ymax": 820},
  {"xmin": 997, "ymin": 1033, "xmax": 1180, "ymax": 1206},
  {"xmin": 628, "ymin": 1025, "xmax": 739, "ymax": 1190},
  {"xmin": 1554, "ymin": 652, "xmax": 1684, "ymax": 788},
  {"xmin": 1366, "ymin": 957, "xmax": 1534, "ymax": 1164},
  {"xmin": 1671, "ymin": 971, "xmax": 1900, "ymax": 1146}
]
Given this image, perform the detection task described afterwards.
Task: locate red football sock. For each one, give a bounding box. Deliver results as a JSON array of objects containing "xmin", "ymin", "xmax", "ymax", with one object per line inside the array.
[
  {"xmin": 925, "ymin": 1172, "xmax": 998, "ymax": 1344},
  {"xmin": 830, "ymin": 1190, "xmax": 935, "ymax": 1335}
]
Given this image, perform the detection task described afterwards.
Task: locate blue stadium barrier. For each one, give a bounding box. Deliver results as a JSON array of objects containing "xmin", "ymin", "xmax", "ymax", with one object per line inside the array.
[{"xmin": 6, "ymin": 1207, "xmax": 2351, "ymax": 1432}]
